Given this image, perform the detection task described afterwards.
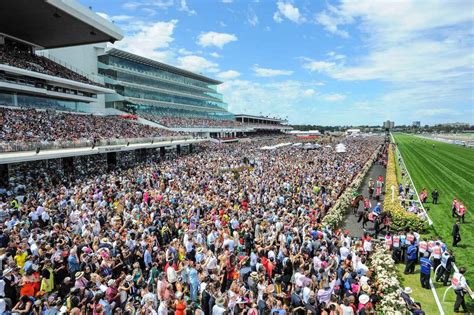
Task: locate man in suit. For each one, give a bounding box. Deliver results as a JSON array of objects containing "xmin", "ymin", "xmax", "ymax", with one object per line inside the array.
[
  {"xmin": 431, "ymin": 189, "xmax": 439, "ymax": 204},
  {"xmin": 452, "ymin": 220, "xmax": 461, "ymax": 247}
]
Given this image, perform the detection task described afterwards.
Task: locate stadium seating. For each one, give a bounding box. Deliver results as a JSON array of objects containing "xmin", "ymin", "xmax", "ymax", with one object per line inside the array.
[
  {"xmin": 0, "ymin": 46, "xmax": 103, "ymax": 86},
  {"xmin": 0, "ymin": 107, "xmax": 179, "ymax": 151}
]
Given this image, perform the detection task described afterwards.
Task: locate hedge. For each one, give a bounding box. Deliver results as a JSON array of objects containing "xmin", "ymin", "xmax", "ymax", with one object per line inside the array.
[{"xmin": 384, "ymin": 144, "xmax": 426, "ymax": 231}]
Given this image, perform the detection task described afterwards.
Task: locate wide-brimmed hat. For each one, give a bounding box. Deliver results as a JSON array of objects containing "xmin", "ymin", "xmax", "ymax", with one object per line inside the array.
[
  {"xmin": 359, "ymin": 294, "xmax": 370, "ymax": 304},
  {"xmin": 125, "ymin": 275, "xmax": 133, "ymax": 282},
  {"xmin": 250, "ymin": 271, "xmax": 259, "ymax": 279},
  {"xmin": 403, "ymin": 287, "xmax": 413, "ymax": 294},
  {"xmin": 362, "ymin": 284, "xmax": 370, "ymax": 292},
  {"xmin": 75, "ymin": 272, "xmax": 84, "ymax": 279},
  {"xmin": 216, "ymin": 296, "xmax": 225, "ymax": 306}
]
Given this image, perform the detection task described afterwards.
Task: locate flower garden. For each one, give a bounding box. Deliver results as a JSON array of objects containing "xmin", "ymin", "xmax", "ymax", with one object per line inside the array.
[{"xmin": 383, "ymin": 144, "xmax": 427, "ymax": 231}]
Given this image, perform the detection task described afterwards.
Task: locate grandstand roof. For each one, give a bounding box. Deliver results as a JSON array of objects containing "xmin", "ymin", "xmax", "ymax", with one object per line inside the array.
[
  {"xmin": 105, "ymin": 48, "xmax": 222, "ymax": 85},
  {"xmin": 0, "ymin": 0, "xmax": 123, "ymax": 49}
]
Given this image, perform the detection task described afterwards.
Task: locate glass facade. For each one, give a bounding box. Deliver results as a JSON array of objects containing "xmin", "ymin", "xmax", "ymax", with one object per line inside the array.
[
  {"xmin": 0, "ymin": 91, "xmax": 91, "ymax": 112},
  {"xmin": 98, "ymin": 53, "xmax": 234, "ymax": 120}
]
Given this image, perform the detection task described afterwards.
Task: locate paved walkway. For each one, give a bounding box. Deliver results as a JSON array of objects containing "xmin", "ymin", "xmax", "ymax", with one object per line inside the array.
[{"xmin": 343, "ymin": 163, "xmax": 387, "ymax": 237}]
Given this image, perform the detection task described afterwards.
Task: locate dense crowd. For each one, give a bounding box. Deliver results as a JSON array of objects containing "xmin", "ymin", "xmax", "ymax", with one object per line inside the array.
[
  {"xmin": 0, "ymin": 107, "xmax": 180, "ymax": 150},
  {"xmin": 0, "ymin": 46, "xmax": 102, "ymax": 87},
  {"xmin": 0, "ymin": 136, "xmax": 403, "ymax": 314},
  {"xmin": 141, "ymin": 115, "xmax": 244, "ymax": 129}
]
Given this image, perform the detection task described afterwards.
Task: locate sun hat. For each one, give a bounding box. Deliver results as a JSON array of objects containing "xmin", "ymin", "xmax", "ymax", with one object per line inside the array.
[
  {"xmin": 75, "ymin": 272, "xmax": 84, "ymax": 280},
  {"xmin": 125, "ymin": 275, "xmax": 133, "ymax": 282},
  {"xmin": 176, "ymin": 291, "xmax": 183, "ymax": 299},
  {"xmin": 362, "ymin": 284, "xmax": 370, "ymax": 292},
  {"xmin": 403, "ymin": 287, "xmax": 413, "ymax": 294},
  {"xmin": 107, "ymin": 279, "xmax": 115, "ymax": 286},
  {"xmin": 359, "ymin": 294, "xmax": 370, "ymax": 304},
  {"xmin": 216, "ymin": 296, "xmax": 225, "ymax": 307}
]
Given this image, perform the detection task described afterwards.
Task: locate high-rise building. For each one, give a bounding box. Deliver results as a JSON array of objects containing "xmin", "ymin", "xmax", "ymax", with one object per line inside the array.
[{"xmin": 412, "ymin": 121, "xmax": 421, "ymax": 128}]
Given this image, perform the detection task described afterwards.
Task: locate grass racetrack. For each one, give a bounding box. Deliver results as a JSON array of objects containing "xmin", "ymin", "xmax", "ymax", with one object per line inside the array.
[{"xmin": 394, "ymin": 133, "xmax": 474, "ymax": 311}]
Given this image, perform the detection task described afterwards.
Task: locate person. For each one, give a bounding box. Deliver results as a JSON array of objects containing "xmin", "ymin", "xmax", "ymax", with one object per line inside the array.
[
  {"xmin": 436, "ymin": 250, "xmax": 455, "ymax": 286},
  {"xmin": 458, "ymin": 203, "xmax": 466, "ymax": 223},
  {"xmin": 452, "ymin": 198, "xmax": 459, "ymax": 218},
  {"xmin": 419, "ymin": 252, "xmax": 432, "ymax": 289},
  {"xmin": 400, "ymin": 287, "xmax": 425, "ymax": 315},
  {"xmin": 431, "ymin": 189, "xmax": 439, "ymax": 204},
  {"xmin": 452, "ymin": 267, "xmax": 469, "ymax": 313},
  {"xmin": 404, "ymin": 242, "xmax": 417, "ymax": 274},
  {"xmin": 452, "ymin": 220, "xmax": 461, "ymax": 247}
]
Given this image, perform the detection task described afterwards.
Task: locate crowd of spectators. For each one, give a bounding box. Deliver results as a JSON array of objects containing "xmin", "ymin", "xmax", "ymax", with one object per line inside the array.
[
  {"xmin": 0, "ymin": 135, "xmax": 425, "ymax": 314},
  {"xmin": 0, "ymin": 46, "xmax": 102, "ymax": 87},
  {"xmin": 141, "ymin": 114, "xmax": 244, "ymax": 129},
  {"xmin": 0, "ymin": 107, "xmax": 180, "ymax": 151}
]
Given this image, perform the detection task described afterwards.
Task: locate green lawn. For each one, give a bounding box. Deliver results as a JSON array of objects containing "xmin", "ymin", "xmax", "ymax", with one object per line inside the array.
[
  {"xmin": 393, "ymin": 133, "xmax": 474, "ymax": 312},
  {"xmin": 396, "ymin": 264, "xmax": 474, "ymax": 314}
]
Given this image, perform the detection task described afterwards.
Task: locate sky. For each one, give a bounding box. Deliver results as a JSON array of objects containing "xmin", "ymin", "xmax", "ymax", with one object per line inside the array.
[{"xmin": 81, "ymin": 0, "xmax": 473, "ymax": 125}]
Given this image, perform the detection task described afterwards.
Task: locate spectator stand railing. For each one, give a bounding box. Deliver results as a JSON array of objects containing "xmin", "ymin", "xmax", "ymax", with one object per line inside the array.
[{"xmin": 0, "ymin": 135, "xmax": 198, "ymax": 153}]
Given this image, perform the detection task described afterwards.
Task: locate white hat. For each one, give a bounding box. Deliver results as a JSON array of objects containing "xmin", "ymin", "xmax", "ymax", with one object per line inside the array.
[
  {"xmin": 2, "ymin": 268, "xmax": 13, "ymax": 276},
  {"xmin": 359, "ymin": 294, "xmax": 370, "ymax": 304},
  {"xmin": 125, "ymin": 275, "xmax": 133, "ymax": 282},
  {"xmin": 403, "ymin": 287, "xmax": 413, "ymax": 294},
  {"xmin": 107, "ymin": 279, "xmax": 115, "ymax": 286},
  {"xmin": 175, "ymin": 291, "xmax": 183, "ymax": 299}
]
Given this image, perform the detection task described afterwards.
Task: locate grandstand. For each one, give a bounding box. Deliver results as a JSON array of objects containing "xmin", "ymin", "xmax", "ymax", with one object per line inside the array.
[{"xmin": 98, "ymin": 48, "xmax": 255, "ymax": 137}]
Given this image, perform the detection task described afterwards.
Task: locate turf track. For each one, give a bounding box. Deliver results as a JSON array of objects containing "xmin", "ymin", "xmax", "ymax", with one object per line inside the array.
[{"xmin": 394, "ymin": 133, "xmax": 474, "ymax": 288}]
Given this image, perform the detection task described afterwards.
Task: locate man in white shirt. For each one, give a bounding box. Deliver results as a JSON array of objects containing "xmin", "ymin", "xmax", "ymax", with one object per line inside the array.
[{"xmin": 452, "ymin": 267, "xmax": 469, "ymax": 313}]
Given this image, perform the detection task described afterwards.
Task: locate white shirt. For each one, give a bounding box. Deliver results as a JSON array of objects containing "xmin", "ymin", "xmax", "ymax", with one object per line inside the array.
[
  {"xmin": 166, "ymin": 266, "xmax": 177, "ymax": 283},
  {"xmin": 212, "ymin": 305, "xmax": 226, "ymax": 315},
  {"xmin": 157, "ymin": 303, "xmax": 168, "ymax": 315}
]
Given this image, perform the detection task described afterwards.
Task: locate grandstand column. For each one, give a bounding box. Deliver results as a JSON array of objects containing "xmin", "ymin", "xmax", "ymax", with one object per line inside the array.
[
  {"xmin": 0, "ymin": 164, "xmax": 8, "ymax": 189},
  {"xmin": 189, "ymin": 144, "xmax": 194, "ymax": 153},
  {"xmin": 160, "ymin": 147, "xmax": 165, "ymax": 158},
  {"xmin": 106, "ymin": 152, "xmax": 117, "ymax": 171},
  {"xmin": 177, "ymin": 145, "xmax": 181, "ymax": 155},
  {"xmin": 12, "ymin": 92, "xmax": 18, "ymax": 106}
]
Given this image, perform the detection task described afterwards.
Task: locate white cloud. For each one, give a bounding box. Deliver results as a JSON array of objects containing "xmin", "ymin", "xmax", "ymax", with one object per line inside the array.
[
  {"xmin": 115, "ymin": 20, "xmax": 178, "ymax": 63},
  {"xmin": 177, "ymin": 55, "xmax": 219, "ymax": 73},
  {"xmin": 248, "ymin": 10, "xmax": 259, "ymax": 26},
  {"xmin": 210, "ymin": 52, "xmax": 221, "ymax": 58},
  {"xmin": 178, "ymin": 0, "xmax": 196, "ymax": 15},
  {"xmin": 303, "ymin": 89, "xmax": 316, "ymax": 96},
  {"xmin": 221, "ymin": 0, "xmax": 233, "ymax": 3},
  {"xmin": 253, "ymin": 66, "xmax": 293, "ymax": 77},
  {"xmin": 323, "ymin": 93, "xmax": 346, "ymax": 102},
  {"xmin": 197, "ymin": 31, "xmax": 238, "ymax": 49},
  {"xmin": 302, "ymin": 60, "xmax": 336, "ymax": 72},
  {"xmin": 216, "ymin": 70, "xmax": 241, "ymax": 80},
  {"xmin": 314, "ymin": 5, "xmax": 351, "ymax": 38},
  {"xmin": 178, "ymin": 48, "xmax": 193, "ymax": 55},
  {"xmin": 273, "ymin": 1, "xmax": 305, "ymax": 24}
]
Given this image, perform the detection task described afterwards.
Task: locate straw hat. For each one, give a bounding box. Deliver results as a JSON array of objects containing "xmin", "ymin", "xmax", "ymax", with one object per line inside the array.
[
  {"xmin": 216, "ymin": 296, "xmax": 225, "ymax": 307},
  {"xmin": 362, "ymin": 284, "xmax": 370, "ymax": 293},
  {"xmin": 75, "ymin": 272, "xmax": 84, "ymax": 280},
  {"xmin": 359, "ymin": 294, "xmax": 370, "ymax": 304},
  {"xmin": 250, "ymin": 271, "xmax": 259, "ymax": 279}
]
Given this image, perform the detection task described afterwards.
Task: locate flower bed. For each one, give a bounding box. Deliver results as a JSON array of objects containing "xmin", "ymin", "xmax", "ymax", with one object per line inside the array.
[
  {"xmin": 370, "ymin": 245, "xmax": 407, "ymax": 314},
  {"xmin": 322, "ymin": 146, "xmax": 380, "ymax": 228},
  {"xmin": 384, "ymin": 144, "xmax": 426, "ymax": 231}
]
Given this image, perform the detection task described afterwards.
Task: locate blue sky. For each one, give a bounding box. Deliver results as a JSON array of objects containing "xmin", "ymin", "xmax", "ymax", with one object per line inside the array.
[{"xmin": 81, "ymin": 0, "xmax": 473, "ymax": 125}]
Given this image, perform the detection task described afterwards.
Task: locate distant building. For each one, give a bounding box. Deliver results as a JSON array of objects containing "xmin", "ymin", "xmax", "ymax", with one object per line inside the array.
[
  {"xmin": 383, "ymin": 120, "xmax": 395, "ymax": 129},
  {"xmin": 345, "ymin": 128, "xmax": 361, "ymax": 135},
  {"xmin": 413, "ymin": 121, "xmax": 421, "ymax": 128}
]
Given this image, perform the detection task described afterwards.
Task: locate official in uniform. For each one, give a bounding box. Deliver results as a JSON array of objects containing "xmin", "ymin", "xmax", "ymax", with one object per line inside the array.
[
  {"xmin": 419, "ymin": 252, "xmax": 433, "ymax": 289},
  {"xmin": 436, "ymin": 250, "xmax": 455, "ymax": 286},
  {"xmin": 452, "ymin": 220, "xmax": 461, "ymax": 247},
  {"xmin": 452, "ymin": 267, "xmax": 469, "ymax": 313}
]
